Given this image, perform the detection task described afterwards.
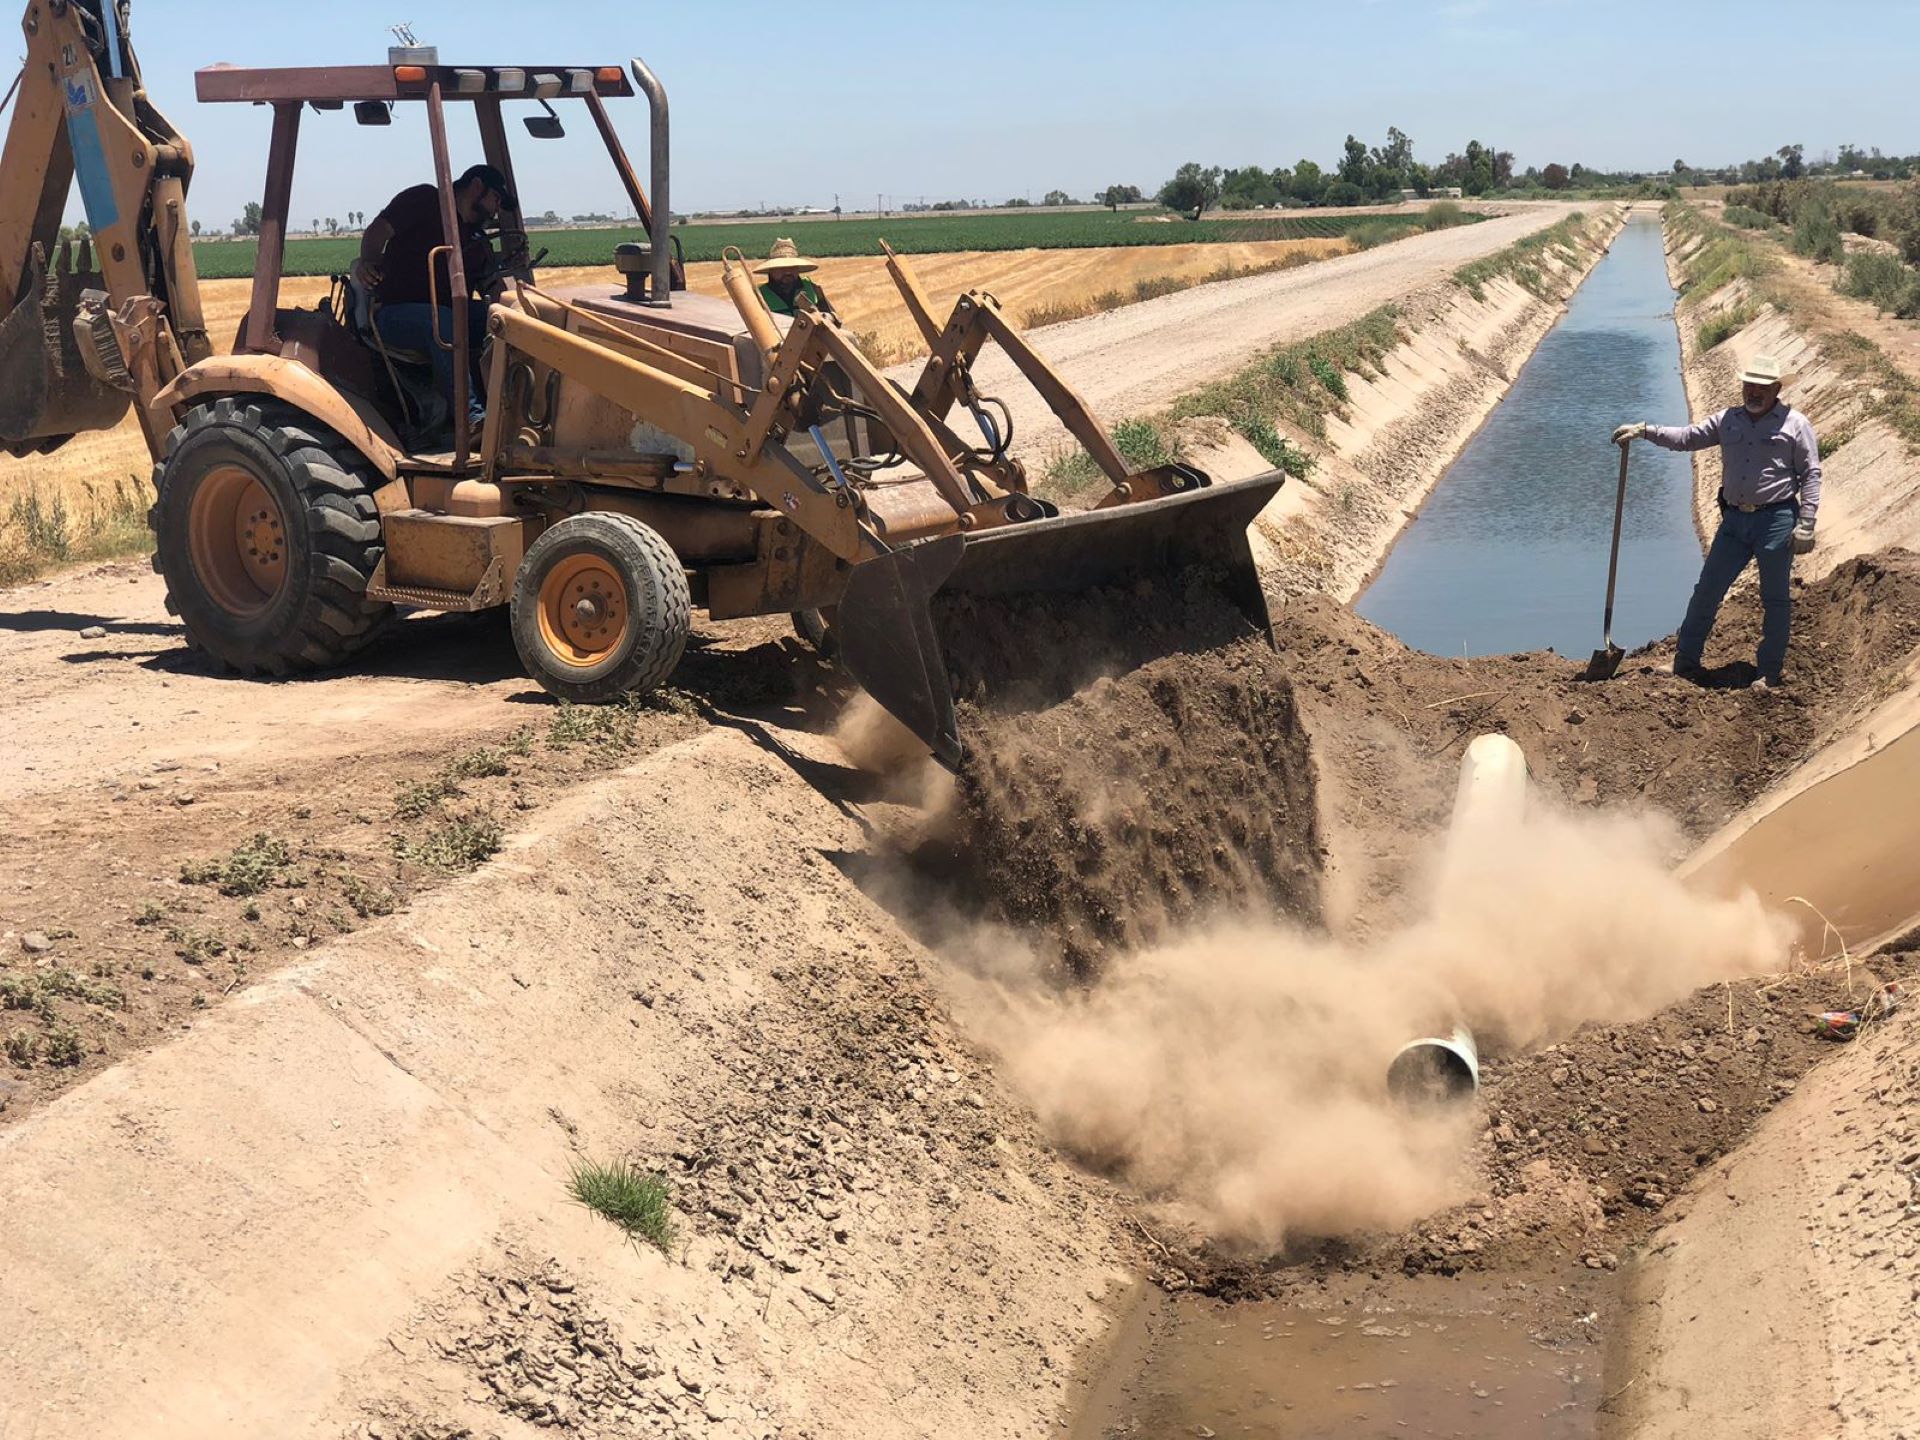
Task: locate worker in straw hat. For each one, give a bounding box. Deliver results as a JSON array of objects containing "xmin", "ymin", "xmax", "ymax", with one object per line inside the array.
[
  {"xmin": 756, "ymin": 237, "xmax": 837, "ymax": 319},
  {"xmin": 1613, "ymin": 354, "xmax": 1821, "ymax": 692}
]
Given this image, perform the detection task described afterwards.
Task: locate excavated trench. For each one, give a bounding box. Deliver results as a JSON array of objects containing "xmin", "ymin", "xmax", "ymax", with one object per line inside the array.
[{"xmin": 886, "ymin": 217, "xmax": 1920, "ymax": 1437}]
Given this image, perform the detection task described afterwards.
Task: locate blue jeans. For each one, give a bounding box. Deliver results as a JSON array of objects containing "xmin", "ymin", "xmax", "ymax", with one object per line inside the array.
[
  {"xmin": 1677, "ymin": 504, "xmax": 1796, "ymax": 680},
  {"xmin": 375, "ymin": 301, "xmax": 489, "ymax": 424}
]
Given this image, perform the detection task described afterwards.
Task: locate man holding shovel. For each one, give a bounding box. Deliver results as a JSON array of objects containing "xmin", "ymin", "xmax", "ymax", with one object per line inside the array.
[{"xmin": 1613, "ymin": 355, "xmax": 1822, "ymax": 691}]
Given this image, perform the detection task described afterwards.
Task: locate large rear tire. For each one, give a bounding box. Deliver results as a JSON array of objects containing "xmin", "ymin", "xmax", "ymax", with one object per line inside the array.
[
  {"xmin": 149, "ymin": 398, "xmax": 390, "ymax": 674},
  {"xmin": 511, "ymin": 512, "xmax": 691, "ymax": 703}
]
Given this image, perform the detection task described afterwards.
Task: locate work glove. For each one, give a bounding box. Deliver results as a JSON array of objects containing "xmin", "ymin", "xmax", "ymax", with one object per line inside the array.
[
  {"xmin": 1611, "ymin": 422, "xmax": 1648, "ymax": 445},
  {"xmin": 1792, "ymin": 520, "xmax": 1816, "ymax": 555}
]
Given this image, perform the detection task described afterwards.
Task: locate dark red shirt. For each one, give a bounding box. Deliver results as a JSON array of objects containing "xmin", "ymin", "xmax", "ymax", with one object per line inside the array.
[{"xmin": 375, "ymin": 183, "xmax": 492, "ymax": 307}]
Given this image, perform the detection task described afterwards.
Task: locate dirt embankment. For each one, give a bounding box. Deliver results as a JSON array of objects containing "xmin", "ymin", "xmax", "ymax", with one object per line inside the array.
[
  {"xmin": 1276, "ymin": 548, "xmax": 1920, "ymax": 933},
  {"xmin": 1663, "ymin": 207, "xmax": 1920, "ymax": 565}
]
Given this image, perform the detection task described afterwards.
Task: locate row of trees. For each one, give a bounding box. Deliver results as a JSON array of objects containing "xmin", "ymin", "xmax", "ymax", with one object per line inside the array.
[
  {"xmin": 1146, "ymin": 129, "xmax": 1537, "ymax": 217},
  {"xmin": 1674, "ymin": 144, "xmax": 1919, "ymax": 187}
]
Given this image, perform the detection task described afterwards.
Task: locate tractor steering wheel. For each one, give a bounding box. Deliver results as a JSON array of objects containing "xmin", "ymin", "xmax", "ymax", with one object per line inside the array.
[{"xmin": 480, "ymin": 226, "xmax": 541, "ymax": 291}]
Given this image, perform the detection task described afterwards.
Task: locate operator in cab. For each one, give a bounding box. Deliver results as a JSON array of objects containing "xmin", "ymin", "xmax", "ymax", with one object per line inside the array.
[
  {"xmin": 352, "ymin": 163, "xmax": 518, "ymax": 430},
  {"xmin": 755, "ymin": 237, "xmax": 836, "ymax": 318}
]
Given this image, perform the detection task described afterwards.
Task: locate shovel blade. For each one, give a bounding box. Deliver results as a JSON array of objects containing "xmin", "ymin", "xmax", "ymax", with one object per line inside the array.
[
  {"xmin": 835, "ymin": 471, "xmax": 1286, "ymax": 768},
  {"xmin": 1582, "ymin": 643, "xmax": 1626, "ymax": 682}
]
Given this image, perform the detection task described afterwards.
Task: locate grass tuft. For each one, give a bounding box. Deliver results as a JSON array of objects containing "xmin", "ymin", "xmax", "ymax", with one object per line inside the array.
[
  {"xmin": 1695, "ymin": 301, "xmax": 1757, "ymax": 351},
  {"xmin": 568, "ymin": 1158, "xmax": 676, "ymax": 1253}
]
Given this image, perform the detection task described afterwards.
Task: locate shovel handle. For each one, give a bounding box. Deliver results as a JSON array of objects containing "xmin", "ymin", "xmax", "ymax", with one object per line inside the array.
[{"xmin": 1602, "ymin": 441, "xmax": 1630, "ymax": 644}]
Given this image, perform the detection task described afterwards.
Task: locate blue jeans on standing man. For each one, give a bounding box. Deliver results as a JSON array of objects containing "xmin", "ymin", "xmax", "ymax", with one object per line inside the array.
[
  {"xmin": 1676, "ymin": 502, "xmax": 1797, "ymax": 681},
  {"xmin": 375, "ymin": 300, "xmax": 490, "ymax": 426}
]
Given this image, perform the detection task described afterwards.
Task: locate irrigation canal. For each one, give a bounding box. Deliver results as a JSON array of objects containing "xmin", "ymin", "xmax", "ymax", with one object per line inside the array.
[{"xmin": 1356, "ymin": 212, "xmax": 1700, "ymax": 658}]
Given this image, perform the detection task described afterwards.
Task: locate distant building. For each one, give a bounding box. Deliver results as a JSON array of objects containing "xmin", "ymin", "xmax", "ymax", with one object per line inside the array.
[{"xmin": 1399, "ymin": 187, "xmax": 1464, "ymax": 201}]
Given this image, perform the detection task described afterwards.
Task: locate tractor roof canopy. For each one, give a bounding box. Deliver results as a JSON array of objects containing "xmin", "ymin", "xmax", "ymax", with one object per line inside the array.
[{"xmin": 195, "ymin": 64, "xmax": 634, "ymax": 105}]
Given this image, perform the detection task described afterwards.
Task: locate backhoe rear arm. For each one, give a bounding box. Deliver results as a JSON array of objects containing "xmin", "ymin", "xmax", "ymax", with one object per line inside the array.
[{"xmin": 1, "ymin": 0, "xmax": 206, "ymax": 454}]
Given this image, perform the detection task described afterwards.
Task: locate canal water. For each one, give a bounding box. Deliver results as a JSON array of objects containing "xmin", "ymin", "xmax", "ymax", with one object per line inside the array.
[
  {"xmin": 1074, "ymin": 1282, "xmax": 1599, "ymax": 1440},
  {"xmin": 1355, "ymin": 213, "xmax": 1700, "ymax": 658}
]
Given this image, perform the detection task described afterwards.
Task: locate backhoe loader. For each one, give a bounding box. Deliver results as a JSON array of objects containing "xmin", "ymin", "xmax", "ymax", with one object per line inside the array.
[{"xmin": 0, "ymin": 0, "xmax": 1287, "ymax": 765}]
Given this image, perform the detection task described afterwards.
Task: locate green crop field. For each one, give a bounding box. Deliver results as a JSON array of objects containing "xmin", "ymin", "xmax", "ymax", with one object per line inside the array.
[{"xmin": 188, "ymin": 209, "xmax": 1464, "ymax": 281}]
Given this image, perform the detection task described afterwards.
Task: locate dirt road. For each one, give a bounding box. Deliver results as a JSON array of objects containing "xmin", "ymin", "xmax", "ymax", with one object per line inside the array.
[{"xmin": 926, "ymin": 203, "xmax": 1582, "ymax": 464}]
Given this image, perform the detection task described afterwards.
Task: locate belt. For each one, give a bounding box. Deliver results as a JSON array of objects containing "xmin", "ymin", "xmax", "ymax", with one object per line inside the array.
[{"xmin": 1726, "ymin": 498, "xmax": 1796, "ymax": 513}]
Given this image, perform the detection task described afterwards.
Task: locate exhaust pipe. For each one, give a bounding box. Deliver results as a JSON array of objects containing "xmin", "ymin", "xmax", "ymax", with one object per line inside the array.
[{"xmin": 628, "ymin": 59, "xmax": 671, "ymax": 308}]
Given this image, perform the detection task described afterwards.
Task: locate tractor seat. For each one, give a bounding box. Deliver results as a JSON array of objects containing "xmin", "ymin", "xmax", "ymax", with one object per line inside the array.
[{"xmin": 344, "ymin": 273, "xmax": 434, "ymax": 368}]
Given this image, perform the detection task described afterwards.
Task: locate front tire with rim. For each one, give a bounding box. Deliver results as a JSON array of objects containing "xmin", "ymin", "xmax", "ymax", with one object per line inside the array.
[
  {"xmin": 149, "ymin": 398, "xmax": 390, "ymax": 674},
  {"xmin": 511, "ymin": 512, "xmax": 691, "ymax": 703}
]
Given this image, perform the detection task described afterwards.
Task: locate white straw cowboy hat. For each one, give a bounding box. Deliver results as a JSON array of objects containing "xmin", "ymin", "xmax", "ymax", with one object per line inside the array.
[
  {"xmin": 755, "ymin": 237, "xmax": 818, "ymax": 275},
  {"xmin": 1739, "ymin": 354, "xmax": 1785, "ymax": 386}
]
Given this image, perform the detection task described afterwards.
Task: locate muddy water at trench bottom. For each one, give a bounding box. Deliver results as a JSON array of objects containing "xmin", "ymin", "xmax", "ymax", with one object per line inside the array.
[
  {"xmin": 1356, "ymin": 212, "xmax": 1698, "ymax": 658},
  {"xmin": 1075, "ymin": 1281, "xmax": 1598, "ymax": 1439}
]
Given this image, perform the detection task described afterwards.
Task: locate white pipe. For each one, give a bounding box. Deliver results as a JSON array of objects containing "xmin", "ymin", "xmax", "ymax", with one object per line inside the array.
[
  {"xmin": 1387, "ymin": 1026, "xmax": 1480, "ymax": 1102},
  {"xmin": 1447, "ymin": 733, "xmax": 1529, "ymax": 850},
  {"xmin": 1389, "ymin": 734, "xmax": 1528, "ymax": 1102}
]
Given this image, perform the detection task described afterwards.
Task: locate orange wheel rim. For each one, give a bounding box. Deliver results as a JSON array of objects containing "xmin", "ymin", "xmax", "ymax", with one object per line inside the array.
[
  {"xmin": 188, "ymin": 464, "xmax": 288, "ymax": 618},
  {"xmin": 537, "ymin": 553, "xmax": 631, "ymax": 667}
]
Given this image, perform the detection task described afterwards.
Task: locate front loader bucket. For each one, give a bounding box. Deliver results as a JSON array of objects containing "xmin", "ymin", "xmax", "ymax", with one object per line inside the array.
[
  {"xmin": 836, "ymin": 470, "xmax": 1286, "ymax": 768},
  {"xmin": 0, "ymin": 246, "xmax": 131, "ymax": 456}
]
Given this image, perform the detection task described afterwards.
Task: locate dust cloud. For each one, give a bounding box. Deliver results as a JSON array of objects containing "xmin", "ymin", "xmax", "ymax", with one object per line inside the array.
[{"xmin": 941, "ymin": 802, "xmax": 1793, "ymax": 1250}]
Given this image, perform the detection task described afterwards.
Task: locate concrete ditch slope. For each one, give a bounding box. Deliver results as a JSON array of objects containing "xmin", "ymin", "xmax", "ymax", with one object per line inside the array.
[{"xmin": 0, "ymin": 728, "xmax": 1129, "ymax": 1439}]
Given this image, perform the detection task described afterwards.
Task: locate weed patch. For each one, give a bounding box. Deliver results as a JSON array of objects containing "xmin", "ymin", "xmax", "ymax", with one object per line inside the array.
[
  {"xmin": 1111, "ymin": 417, "xmax": 1175, "ymax": 470},
  {"xmin": 1696, "ymin": 301, "xmax": 1758, "ymax": 351},
  {"xmin": 0, "ymin": 475, "xmax": 151, "ymax": 588},
  {"xmin": 341, "ymin": 875, "xmax": 398, "ymax": 918},
  {"xmin": 166, "ymin": 925, "xmax": 228, "ymax": 965},
  {"xmin": 180, "ymin": 833, "xmax": 294, "ymax": 897},
  {"xmin": 5, "ymin": 1029, "xmax": 38, "ymax": 1067},
  {"xmin": 1840, "ymin": 251, "xmax": 1920, "ymax": 318},
  {"xmin": 43, "ymin": 1023, "xmax": 82, "ymax": 1067},
  {"xmin": 394, "ymin": 811, "xmax": 503, "ymax": 873},
  {"xmin": 1454, "ymin": 211, "xmax": 1593, "ymax": 300},
  {"xmin": 1167, "ymin": 304, "xmax": 1402, "ymax": 442},
  {"xmin": 547, "ymin": 692, "xmax": 688, "ymax": 753},
  {"xmin": 568, "ymin": 1158, "xmax": 675, "ymax": 1253}
]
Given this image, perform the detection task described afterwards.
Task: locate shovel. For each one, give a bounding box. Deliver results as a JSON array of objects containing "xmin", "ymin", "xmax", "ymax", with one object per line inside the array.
[{"xmin": 1582, "ymin": 440, "xmax": 1632, "ymax": 681}]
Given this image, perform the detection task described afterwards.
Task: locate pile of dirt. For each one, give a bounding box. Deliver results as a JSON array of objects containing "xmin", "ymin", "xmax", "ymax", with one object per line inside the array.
[
  {"xmin": 1412, "ymin": 951, "xmax": 1915, "ymax": 1276},
  {"xmin": 1274, "ymin": 549, "xmax": 1920, "ymax": 929},
  {"xmin": 1176, "ymin": 953, "xmax": 1913, "ymax": 1300},
  {"xmin": 926, "ymin": 574, "xmax": 1323, "ymax": 973}
]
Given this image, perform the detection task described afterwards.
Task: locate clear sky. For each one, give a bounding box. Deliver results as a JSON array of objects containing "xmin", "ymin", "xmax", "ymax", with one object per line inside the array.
[{"xmin": 96, "ymin": 0, "xmax": 1920, "ymax": 228}]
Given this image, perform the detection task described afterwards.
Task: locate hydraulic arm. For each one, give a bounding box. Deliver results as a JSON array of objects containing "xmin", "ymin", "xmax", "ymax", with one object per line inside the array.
[{"xmin": 0, "ymin": 0, "xmax": 205, "ymax": 455}]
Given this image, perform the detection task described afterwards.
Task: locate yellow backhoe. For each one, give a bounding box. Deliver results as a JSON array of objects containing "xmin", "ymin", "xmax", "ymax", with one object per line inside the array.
[{"xmin": 0, "ymin": 0, "xmax": 1286, "ymax": 765}]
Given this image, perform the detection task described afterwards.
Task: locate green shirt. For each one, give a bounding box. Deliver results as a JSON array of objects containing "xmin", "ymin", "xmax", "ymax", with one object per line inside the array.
[{"xmin": 760, "ymin": 277, "xmax": 828, "ymax": 317}]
